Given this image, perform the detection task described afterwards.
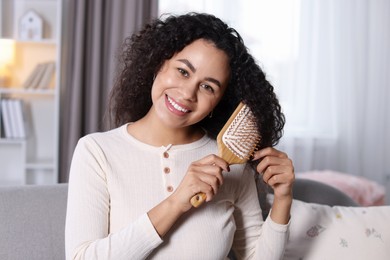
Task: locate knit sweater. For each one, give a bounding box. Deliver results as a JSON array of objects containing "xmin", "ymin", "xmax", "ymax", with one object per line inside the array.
[{"xmin": 65, "ymin": 124, "xmax": 289, "ymax": 260}]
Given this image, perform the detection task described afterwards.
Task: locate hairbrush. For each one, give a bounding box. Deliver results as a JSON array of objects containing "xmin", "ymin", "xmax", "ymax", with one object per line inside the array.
[{"xmin": 190, "ymin": 102, "xmax": 261, "ymax": 207}]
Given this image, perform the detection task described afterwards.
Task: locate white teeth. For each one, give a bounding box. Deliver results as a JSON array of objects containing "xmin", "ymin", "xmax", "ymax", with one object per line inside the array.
[{"xmin": 167, "ymin": 96, "xmax": 189, "ymax": 113}]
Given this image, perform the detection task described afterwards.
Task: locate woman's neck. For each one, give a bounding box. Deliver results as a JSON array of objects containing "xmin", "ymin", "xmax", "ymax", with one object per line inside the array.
[{"xmin": 127, "ymin": 114, "xmax": 205, "ymax": 147}]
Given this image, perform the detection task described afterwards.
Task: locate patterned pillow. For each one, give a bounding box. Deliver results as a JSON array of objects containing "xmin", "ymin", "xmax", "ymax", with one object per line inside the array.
[{"xmin": 283, "ymin": 199, "xmax": 390, "ymax": 259}]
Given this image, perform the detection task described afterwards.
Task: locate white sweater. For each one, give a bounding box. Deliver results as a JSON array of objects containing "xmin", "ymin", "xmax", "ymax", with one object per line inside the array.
[{"xmin": 65, "ymin": 124, "xmax": 289, "ymax": 260}]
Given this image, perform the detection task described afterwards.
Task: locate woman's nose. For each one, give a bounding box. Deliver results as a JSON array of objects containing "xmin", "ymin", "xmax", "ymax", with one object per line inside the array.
[{"xmin": 181, "ymin": 82, "xmax": 198, "ymax": 102}]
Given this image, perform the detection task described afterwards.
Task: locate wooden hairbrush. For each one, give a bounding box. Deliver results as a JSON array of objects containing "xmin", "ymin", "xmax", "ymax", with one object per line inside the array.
[{"xmin": 190, "ymin": 102, "xmax": 261, "ymax": 207}]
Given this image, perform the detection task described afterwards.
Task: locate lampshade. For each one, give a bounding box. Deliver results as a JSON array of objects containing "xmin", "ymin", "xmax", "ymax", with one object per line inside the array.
[
  {"xmin": 0, "ymin": 39, "xmax": 15, "ymax": 86},
  {"xmin": 0, "ymin": 39, "xmax": 15, "ymax": 65}
]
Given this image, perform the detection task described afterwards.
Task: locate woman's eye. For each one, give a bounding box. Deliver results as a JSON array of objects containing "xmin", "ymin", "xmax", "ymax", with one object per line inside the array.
[
  {"xmin": 177, "ymin": 68, "xmax": 189, "ymax": 77},
  {"xmin": 200, "ymin": 84, "xmax": 214, "ymax": 93}
]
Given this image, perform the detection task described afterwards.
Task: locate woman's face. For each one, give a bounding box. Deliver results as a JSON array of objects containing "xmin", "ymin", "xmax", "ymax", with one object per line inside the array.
[{"xmin": 151, "ymin": 39, "xmax": 230, "ymax": 129}]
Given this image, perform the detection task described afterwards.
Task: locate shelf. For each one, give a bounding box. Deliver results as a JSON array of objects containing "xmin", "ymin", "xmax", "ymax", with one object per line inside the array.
[
  {"xmin": 0, "ymin": 39, "xmax": 56, "ymax": 45},
  {"xmin": 26, "ymin": 160, "xmax": 54, "ymax": 170},
  {"xmin": 0, "ymin": 138, "xmax": 26, "ymax": 144},
  {"xmin": 15, "ymin": 39, "xmax": 57, "ymax": 45},
  {"xmin": 0, "ymin": 87, "xmax": 55, "ymax": 95}
]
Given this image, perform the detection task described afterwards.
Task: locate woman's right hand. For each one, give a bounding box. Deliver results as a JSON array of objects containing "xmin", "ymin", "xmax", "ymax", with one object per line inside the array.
[
  {"xmin": 148, "ymin": 154, "xmax": 229, "ymax": 237},
  {"xmin": 169, "ymin": 154, "xmax": 229, "ymax": 212}
]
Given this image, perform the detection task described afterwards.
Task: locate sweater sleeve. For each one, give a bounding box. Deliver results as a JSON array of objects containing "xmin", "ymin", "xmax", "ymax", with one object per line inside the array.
[
  {"xmin": 231, "ymin": 165, "xmax": 290, "ymax": 260},
  {"xmin": 65, "ymin": 136, "xmax": 163, "ymax": 260}
]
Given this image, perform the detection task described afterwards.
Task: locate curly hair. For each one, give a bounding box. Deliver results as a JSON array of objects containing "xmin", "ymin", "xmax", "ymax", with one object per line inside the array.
[{"xmin": 109, "ymin": 12, "xmax": 285, "ymax": 149}]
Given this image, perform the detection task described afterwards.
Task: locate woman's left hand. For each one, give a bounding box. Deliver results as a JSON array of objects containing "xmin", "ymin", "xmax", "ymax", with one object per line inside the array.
[{"xmin": 252, "ymin": 147, "xmax": 295, "ymax": 200}]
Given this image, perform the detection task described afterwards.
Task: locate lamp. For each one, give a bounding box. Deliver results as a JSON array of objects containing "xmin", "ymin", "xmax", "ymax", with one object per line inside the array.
[{"xmin": 0, "ymin": 39, "xmax": 15, "ymax": 87}]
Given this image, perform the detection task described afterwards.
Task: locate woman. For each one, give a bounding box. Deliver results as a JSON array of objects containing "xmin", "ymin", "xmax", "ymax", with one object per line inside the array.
[{"xmin": 65, "ymin": 13, "xmax": 294, "ymax": 259}]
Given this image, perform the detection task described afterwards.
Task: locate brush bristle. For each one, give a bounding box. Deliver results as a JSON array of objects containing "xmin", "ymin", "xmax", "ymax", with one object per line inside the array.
[{"xmin": 222, "ymin": 104, "xmax": 260, "ymax": 160}]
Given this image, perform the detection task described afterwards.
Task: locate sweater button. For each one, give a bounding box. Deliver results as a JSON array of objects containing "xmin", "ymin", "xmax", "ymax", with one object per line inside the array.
[
  {"xmin": 163, "ymin": 167, "xmax": 170, "ymax": 174},
  {"xmin": 163, "ymin": 152, "xmax": 169, "ymax": 158},
  {"xmin": 167, "ymin": 185, "xmax": 174, "ymax": 192}
]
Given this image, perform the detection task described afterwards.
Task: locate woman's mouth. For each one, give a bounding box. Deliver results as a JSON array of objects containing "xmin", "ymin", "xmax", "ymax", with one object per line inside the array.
[{"xmin": 166, "ymin": 95, "xmax": 190, "ymax": 113}]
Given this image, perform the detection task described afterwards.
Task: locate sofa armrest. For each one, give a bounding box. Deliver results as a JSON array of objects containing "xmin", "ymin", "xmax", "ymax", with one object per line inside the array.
[
  {"xmin": 293, "ymin": 178, "xmax": 359, "ymax": 207},
  {"xmin": 0, "ymin": 184, "xmax": 68, "ymax": 260}
]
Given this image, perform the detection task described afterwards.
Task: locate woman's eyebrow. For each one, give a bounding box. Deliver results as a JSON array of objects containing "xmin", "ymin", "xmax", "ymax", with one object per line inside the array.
[
  {"xmin": 177, "ymin": 59, "xmax": 221, "ymax": 88},
  {"xmin": 177, "ymin": 59, "xmax": 196, "ymax": 73},
  {"xmin": 205, "ymin": 77, "xmax": 221, "ymax": 88}
]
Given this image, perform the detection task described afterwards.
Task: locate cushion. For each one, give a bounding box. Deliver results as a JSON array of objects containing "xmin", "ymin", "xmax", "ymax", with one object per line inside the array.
[
  {"xmin": 283, "ymin": 199, "xmax": 390, "ymax": 259},
  {"xmin": 297, "ymin": 170, "xmax": 386, "ymax": 206}
]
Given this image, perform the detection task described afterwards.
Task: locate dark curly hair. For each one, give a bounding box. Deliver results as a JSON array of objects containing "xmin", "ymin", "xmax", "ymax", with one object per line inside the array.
[{"xmin": 109, "ymin": 12, "xmax": 285, "ymax": 150}]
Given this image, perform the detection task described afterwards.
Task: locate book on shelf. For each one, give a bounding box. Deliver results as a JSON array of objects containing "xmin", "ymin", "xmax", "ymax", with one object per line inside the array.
[
  {"xmin": 1, "ymin": 99, "xmax": 14, "ymax": 138},
  {"xmin": 23, "ymin": 61, "xmax": 56, "ymax": 90},
  {"xmin": 11, "ymin": 99, "xmax": 26, "ymax": 139},
  {"xmin": 23, "ymin": 64, "xmax": 43, "ymax": 89},
  {"xmin": 8, "ymin": 99, "xmax": 19, "ymax": 138},
  {"xmin": 0, "ymin": 98, "xmax": 26, "ymax": 139},
  {"xmin": 38, "ymin": 62, "xmax": 56, "ymax": 89},
  {"xmin": 0, "ymin": 102, "xmax": 2, "ymax": 136}
]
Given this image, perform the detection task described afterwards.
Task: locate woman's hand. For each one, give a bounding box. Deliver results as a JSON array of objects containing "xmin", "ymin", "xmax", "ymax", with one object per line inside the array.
[
  {"xmin": 252, "ymin": 147, "xmax": 294, "ymax": 224},
  {"xmin": 253, "ymin": 147, "xmax": 294, "ymax": 202},
  {"xmin": 148, "ymin": 154, "xmax": 229, "ymax": 237},
  {"xmin": 169, "ymin": 154, "xmax": 229, "ymax": 212}
]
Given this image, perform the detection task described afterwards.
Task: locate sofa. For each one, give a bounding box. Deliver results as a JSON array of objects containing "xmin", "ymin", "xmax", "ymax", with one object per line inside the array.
[
  {"xmin": 0, "ymin": 179, "xmax": 386, "ymax": 260},
  {"xmin": 0, "ymin": 184, "xmax": 68, "ymax": 260}
]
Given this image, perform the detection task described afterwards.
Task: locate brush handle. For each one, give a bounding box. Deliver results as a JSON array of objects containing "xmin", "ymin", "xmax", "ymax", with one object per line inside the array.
[{"xmin": 190, "ymin": 192, "xmax": 207, "ymax": 208}]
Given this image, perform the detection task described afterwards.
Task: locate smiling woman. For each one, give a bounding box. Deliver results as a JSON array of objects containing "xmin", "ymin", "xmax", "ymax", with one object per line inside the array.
[{"xmin": 65, "ymin": 12, "xmax": 295, "ymax": 259}]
